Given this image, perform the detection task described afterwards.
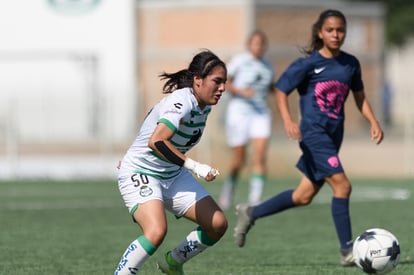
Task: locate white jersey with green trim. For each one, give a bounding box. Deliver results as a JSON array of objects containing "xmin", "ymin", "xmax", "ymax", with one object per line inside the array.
[
  {"xmin": 121, "ymin": 87, "xmax": 211, "ymax": 185},
  {"xmin": 227, "ymin": 52, "xmax": 274, "ymax": 113}
]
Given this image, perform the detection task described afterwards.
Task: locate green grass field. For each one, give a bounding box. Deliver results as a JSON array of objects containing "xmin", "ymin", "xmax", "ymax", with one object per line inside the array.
[{"xmin": 1, "ymin": 177, "xmax": 413, "ymax": 274}]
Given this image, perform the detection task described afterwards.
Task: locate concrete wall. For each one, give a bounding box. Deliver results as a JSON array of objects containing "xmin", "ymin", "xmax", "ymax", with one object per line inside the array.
[
  {"xmin": 254, "ymin": 1, "xmax": 385, "ymax": 134},
  {"xmin": 1, "ymin": 0, "xmax": 397, "ymax": 179},
  {"xmin": 135, "ymin": 0, "xmax": 387, "ymax": 176},
  {"xmin": 0, "ymin": 0, "xmax": 136, "ymax": 155}
]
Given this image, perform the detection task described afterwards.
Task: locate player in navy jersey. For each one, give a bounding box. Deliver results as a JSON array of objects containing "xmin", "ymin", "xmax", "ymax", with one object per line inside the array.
[
  {"xmin": 114, "ymin": 50, "xmax": 228, "ymax": 274},
  {"xmin": 233, "ymin": 9, "xmax": 384, "ymax": 266}
]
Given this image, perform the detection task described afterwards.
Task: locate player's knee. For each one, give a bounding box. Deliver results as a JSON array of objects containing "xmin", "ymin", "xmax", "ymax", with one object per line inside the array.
[
  {"xmin": 292, "ymin": 190, "xmax": 314, "ymax": 206},
  {"xmin": 212, "ymin": 212, "xmax": 228, "ymax": 239},
  {"xmin": 292, "ymin": 193, "xmax": 314, "ymax": 206},
  {"xmin": 232, "ymin": 158, "xmax": 245, "ymax": 170},
  {"xmin": 296, "ymin": 196, "xmax": 313, "ymax": 206},
  {"xmin": 144, "ymin": 227, "xmax": 167, "ymax": 247},
  {"xmin": 333, "ymin": 181, "xmax": 352, "ymax": 198}
]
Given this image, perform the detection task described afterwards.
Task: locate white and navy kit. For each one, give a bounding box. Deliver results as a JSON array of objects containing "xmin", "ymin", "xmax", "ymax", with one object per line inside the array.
[
  {"xmin": 225, "ymin": 52, "xmax": 274, "ymax": 147},
  {"xmin": 276, "ymin": 50, "xmax": 364, "ymax": 184},
  {"xmin": 118, "ymin": 88, "xmax": 211, "ymax": 216}
]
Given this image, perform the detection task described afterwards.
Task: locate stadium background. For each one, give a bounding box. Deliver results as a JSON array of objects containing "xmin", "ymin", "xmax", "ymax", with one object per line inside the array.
[{"xmin": 0, "ymin": 0, "xmax": 413, "ymax": 180}]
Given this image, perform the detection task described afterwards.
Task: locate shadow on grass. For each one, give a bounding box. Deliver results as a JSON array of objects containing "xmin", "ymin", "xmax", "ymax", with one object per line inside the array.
[{"xmin": 398, "ymin": 259, "xmax": 414, "ymax": 266}]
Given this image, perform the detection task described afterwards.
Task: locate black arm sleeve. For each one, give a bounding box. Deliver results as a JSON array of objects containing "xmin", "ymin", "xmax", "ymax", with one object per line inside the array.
[{"xmin": 154, "ymin": 140, "xmax": 185, "ymax": 166}]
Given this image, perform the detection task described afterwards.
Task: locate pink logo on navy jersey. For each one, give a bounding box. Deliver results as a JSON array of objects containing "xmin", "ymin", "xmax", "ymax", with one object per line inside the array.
[
  {"xmin": 327, "ymin": 156, "xmax": 339, "ymax": 168},
  {"xmin": 315, "ymin": 81, "xmax": 349, "ymax": 119}
]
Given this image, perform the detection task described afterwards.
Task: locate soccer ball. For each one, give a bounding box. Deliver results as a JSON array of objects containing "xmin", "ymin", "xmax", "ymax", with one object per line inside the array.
[{"xmin": 353, "ymin": 228, "xmax": 401, "ymax": 274}]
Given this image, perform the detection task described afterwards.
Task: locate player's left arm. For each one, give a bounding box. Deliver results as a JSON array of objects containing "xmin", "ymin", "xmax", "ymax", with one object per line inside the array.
[
  {"xmin": 148, "ymin": 122, "xmax": 219, "ymax": 181},
  {"xmin": 149, "ymin": 123, "xmax": 185, "ymax": 165},
  {"xmin": 352, "ymin": 90, "xmax": 384, "ymax": 144}
]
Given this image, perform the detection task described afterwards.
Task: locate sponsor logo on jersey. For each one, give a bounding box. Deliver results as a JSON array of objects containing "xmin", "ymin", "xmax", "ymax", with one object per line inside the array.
[
  {"xmin": 314, "ymin": 67, "xmax": 326, "ymax": 74},
  {"xmin": 174, "ymin": 102, "xmax": 183, "ymax": 109},
  {"xmin": 165, "ymin": 109, "xmax": 182, "ymax": 115}
]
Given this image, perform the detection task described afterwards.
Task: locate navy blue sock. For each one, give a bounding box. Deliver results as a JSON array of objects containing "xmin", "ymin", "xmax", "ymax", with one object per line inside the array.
[
  {"xmin": 331, "ymin": 197, "xmax": 353, "ymax": 250},
  {"xmin": 251, "ymin": 189, "xmax": 295, "ymax": 220}
]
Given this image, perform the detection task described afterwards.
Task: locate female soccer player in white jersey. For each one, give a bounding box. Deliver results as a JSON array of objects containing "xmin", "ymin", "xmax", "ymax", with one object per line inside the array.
[
  {"xmin": 219, "ymin": 30, "xmax": 275, "ymax": 209},
  {"xmin": 233, "ymin": 9, "xmax": 384, "ymax": 266},
  {"xmin": 114, "ymin": 50, "xmax": 228, "ymax": 274}
]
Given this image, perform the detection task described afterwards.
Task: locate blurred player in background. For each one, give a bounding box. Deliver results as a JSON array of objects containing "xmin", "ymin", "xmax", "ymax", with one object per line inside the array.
[
  {"xmin": 219, "ymin": 30, "xmax": 275, "ymax": 210},
  {"xmin": 233, "ymin": 9, "xmax": 384, "ymax": 266},
  {"xmin": 115, "ymin": 50, "xmax": 228, "ymax": 275}
]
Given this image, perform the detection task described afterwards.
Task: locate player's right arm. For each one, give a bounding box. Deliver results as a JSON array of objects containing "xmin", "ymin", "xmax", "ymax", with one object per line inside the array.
[
  {"xmin": 275, "ymin": 89, "xmax": 302, "ymax": 141},
  {"xmin": 275, "ymin": 58, "xmax": 310, "ymax": 141},
  {"xmin": 226, "ymin": 55, "xmax": 255, "ymax": 98},
  {"xmin": 225, "ymin": 76, "xmax": 254, "ymax": 98}
]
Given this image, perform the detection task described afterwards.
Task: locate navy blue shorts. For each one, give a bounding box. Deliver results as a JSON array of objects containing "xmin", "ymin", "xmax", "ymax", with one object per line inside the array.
[{"xmin": 296, "ymin": 119, "xmax": 344, "ymax": 185}]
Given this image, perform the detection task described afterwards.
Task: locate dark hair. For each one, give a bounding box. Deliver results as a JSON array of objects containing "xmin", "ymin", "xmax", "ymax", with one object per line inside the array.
[
  {"xmin": 303, "ymin": 9, "xmax": 347, "ymax": 55},
  {"xmin": 159, "ymin": 49, "xmax": 226, "ymax": 94},
  {"xmin": 247, "ymin": 29, "xmax": 268, "ymax": 45}
]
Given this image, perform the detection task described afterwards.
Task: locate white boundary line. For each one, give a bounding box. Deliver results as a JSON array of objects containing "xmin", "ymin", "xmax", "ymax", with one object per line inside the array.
[
  {"xmin": 313, "ymin": 186, "xmax": 411, "ymax": 204},
  {"xmin": 1, "ymin": 187, "xmax": 411, "ymax": 211},
  {"xmin": 2, "ymin": 200, "xmax": 121, "ymax": 211}
]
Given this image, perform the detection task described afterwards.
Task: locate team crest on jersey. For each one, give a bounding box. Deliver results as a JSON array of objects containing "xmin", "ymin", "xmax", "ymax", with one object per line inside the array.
[{"xmin": 139, "ymin": 186, "xmax": 153, "ymax": 197}]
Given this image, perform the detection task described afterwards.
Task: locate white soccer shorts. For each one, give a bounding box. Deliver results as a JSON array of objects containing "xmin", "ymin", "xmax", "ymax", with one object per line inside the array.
[
  {"xmin": 118, "ymin": 168, "xmax": 210, "ymax": 217},
  {"xmin": 225, "ymin": 103, "xmax": 271, "ymax": 147}
]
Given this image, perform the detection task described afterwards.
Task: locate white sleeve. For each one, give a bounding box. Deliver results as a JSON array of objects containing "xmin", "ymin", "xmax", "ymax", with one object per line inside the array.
[
  {"xmin": 227, "ymin": 56, "xmax": 240, "ymax": 78},
  {"xmin": 157, "ymin": 91, "xmax": 192, "ymax": 130}
]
